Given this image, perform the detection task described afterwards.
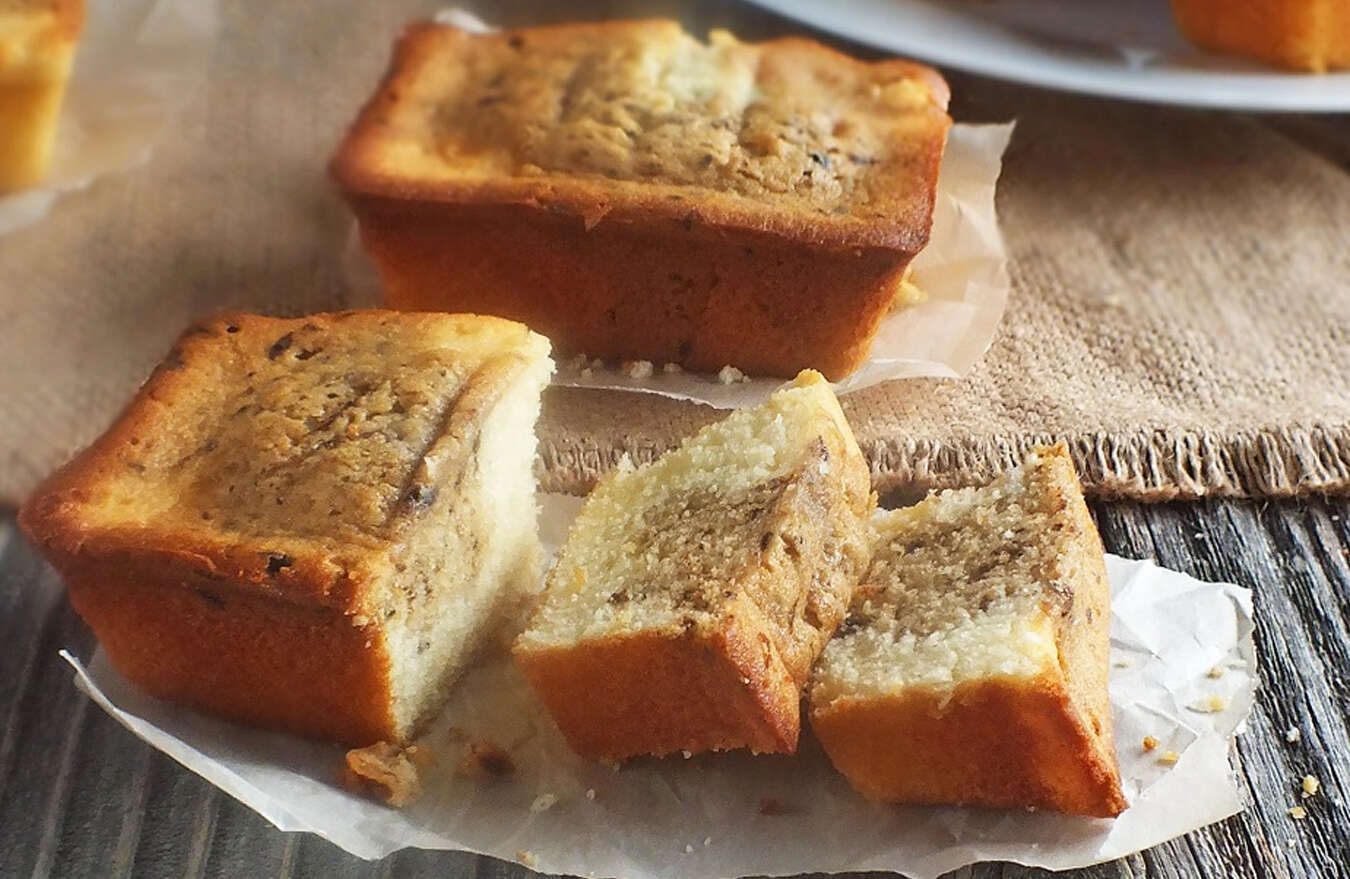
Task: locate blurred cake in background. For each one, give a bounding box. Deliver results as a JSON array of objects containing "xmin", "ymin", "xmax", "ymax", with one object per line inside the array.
[
  {"xmin": 1171, "ymin": 0, "xmax": 1349, "ymax": 71},
  {"xmin": 0, "ymin": 0, "xmax": 82, "ymax": 191}
]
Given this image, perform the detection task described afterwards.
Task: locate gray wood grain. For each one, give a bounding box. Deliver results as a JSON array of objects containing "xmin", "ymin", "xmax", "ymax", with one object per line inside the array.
[{"xmin": 4, "ymin": 496, "xmax": 1350, "ymax": 879}]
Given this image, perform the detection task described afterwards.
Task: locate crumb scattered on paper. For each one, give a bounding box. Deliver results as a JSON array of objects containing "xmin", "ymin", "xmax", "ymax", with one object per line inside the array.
[
  {"xmin": 1158, "ymin": 750, "xmax": 1181, "ymax": 766},
  {"xmin": 531, "ymin": 793, "xmax": 559, "ymax": 813},
  {"xmin": 1142, "ymin": 735, "xmax": 1160, "ymax": 752},
  {"xmin": 717, "ymin": 365, "xmax": 747, "ymax": 385},
  {"xmin": 517, "ymin": 850, "xmax": 538, "ymax": 867},
  {"xmin": 621, "ymin": 360, "xmax": 654, "ymax": 379},
  {"xmin": 1302, "ymin": 775, "xmax": 1320, "ymax": 798},
  {"xmin": 1288, "ymin": 805, "xmax": 1307, "ymax": 820},
  {"xmin": 662, "ymin": 362, "xmax": 683, "ymax": 374},
  {"xmin": 1206, "ymin": 666, "xmax": 1225, "ymax": 679},
  {"xmin": 342, "ymin": 742, "xmax": 424, "ymax": 807},
  {"xmin": 1188, "ymin": 695, "xmax": 1227, "ymax": 713},
  {"xmin": 458, "ymin": 741, "xmax": 516, "ymax": 780},
  {"xmin": 1286, "ymin": 726, "xmax": 1302, "ymax": 743}
]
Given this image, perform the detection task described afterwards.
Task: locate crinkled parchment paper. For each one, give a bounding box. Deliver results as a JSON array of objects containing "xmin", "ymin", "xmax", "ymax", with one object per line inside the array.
[
  {"xmin": 64, "ymin": 494, "xmax": 1255, "ymax": 879},
  {"xmin": 0, "ymin": 0, "xmax": 215, "ymax": 235}
]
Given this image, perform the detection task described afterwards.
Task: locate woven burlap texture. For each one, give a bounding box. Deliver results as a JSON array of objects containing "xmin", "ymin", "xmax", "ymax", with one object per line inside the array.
[{"xmin": 2, "ymin": 1, "xmax": 1348, "ymax": 506}]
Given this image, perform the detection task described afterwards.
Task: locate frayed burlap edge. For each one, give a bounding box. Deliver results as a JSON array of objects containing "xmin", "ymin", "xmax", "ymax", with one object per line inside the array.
[{"xmin": 538, "ymin": 423, "xmax": 1350, "ymax": 501}]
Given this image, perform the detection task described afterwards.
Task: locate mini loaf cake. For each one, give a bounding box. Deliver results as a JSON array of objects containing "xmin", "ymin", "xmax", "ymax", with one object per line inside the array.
[
  {"xmin": 809, "ymin": 444, "xmax": 1127, "ymax": 817},
  {"xmin": 1171, "ymin": 0, "xmax": 1350, "ymax": 71},
  {"xmin": 330, "ymin": 19, "xmax": 951, "ymax": 380},
  {"xmin": 0, "ymin": 0, "xmax": 82, "ymax": 190},
  {"xmin": 515, "ymin": 371, "xmax": 874, "ymax": 760},
  {"xmin": 20, "ymin": 311, "xmax": 553, "ymax": 746}
]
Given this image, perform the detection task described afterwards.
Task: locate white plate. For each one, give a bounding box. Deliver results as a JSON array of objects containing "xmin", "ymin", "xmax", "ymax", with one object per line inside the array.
[{"xmin": 744, "ymin": 0, "xmax": 1350, "ymax": 111}]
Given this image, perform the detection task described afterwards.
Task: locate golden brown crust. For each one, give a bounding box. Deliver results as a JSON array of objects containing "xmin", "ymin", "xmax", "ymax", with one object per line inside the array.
[
  {"xmin": 20, "ymin": 310, "xmax": 548, "ymax": 746},
  {"xmin": 20, "ymin": 310, "xmax": 538, "ymax": 612},
  {"xmin": 330, "ymin": 20, "xmax": 950, "ymax": 379},
  {"xmin": 515, "ymin": 621, "xmax": 799, "ymax": 760},
  {"xmin": 1038, "ymin": 444, "xmax": 1123, "ymax": 813},
  {"xmin": 811, "ymin": 676, "xmax": 1127, "ymax": 817},
  {"xmin": 354, "ymin": 199, "xmax": 909, "ymax": 379},
  {"xmin": 1171, "ymin": 0, "xmax": 1350, "ymax": 71},
  {"xmin": 331, "ymin": 20, "xmax": 950, "ymax": 250},
  {"xmin": 64, "ymin": 563, "xmax": 397, "ymax": 744}
]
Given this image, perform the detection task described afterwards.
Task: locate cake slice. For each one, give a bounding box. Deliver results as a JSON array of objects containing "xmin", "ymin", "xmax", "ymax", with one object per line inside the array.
[
  {"xmin": 809, "ymin": 445, "xmax": 1127, "ymax": 817},
  {"xmin": 0, "ymin": 0, "xmax": 82, "ymax": 191},
  {"xmin": 20, "ymin": 311, "xmax": 553, "ymax": 746},
  {"xmin": 515, "ymin": 371, "xmax": 874, "ymax": 760}
]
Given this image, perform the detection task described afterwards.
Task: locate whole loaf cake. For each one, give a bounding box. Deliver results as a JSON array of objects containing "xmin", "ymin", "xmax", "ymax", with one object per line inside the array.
[{"xmin": 331, "ymin": 19, "xmax": 951, "ymax": 380}]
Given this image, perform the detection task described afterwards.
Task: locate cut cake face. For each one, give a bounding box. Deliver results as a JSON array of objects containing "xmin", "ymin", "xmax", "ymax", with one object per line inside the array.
[
  {"xmin": 516, "ymin": 370, "xmax": 874, "ymax": 761},
  {"xmin": 810, "ymin": 445, "xmax": 1127, "ymax": 817}
]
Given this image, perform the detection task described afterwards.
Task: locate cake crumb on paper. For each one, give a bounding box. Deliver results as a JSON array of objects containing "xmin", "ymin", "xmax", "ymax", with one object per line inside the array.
[
  {"xmin": 342, "ymin": 742, "xmax": 424, "ymax": 807},
  {"xmin": 620, "ymin": 359, "xmax": 653, "ymax": 379},
  {"xmin": 1188, "ymin": 694, "xmax": 1227, "ymax": 713},
  {"xmin": 1142, "ymin": 735, "xmax": 1160, "ymax": 752},
  {"xmin": 1288, "ymin": 805, "xmax": 1307, "ymax": 820},
  {"xmin": 516, "ymin": 850, "xmax": 538, "ymax": 868},
  {"xmin": 717, "ymin": 365, "xmax": 748, "ymax": 384},
  {"xmin": 1206, "ymin": 666, "xmax": 1225, "ymax": 679},
  {"xmin": 1286, "ymin": 726, "xmax": 1302, "ymax": 743},
  {"xmin": 1302, "ymin": 775, "xmax": 1321, "ymax": 798},
  {"xmin": 1158, "ymin": 750, "xmax": 1181, "ymax": 766}
]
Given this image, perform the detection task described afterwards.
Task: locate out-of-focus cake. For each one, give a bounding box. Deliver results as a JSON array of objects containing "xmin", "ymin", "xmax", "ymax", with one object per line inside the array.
[
  {"xmin": 20, "ymin": 311, "xmax": 553, "ymax": 746},
  {"xmin": 1171, "ymin": 0, "xmax": 1350, "ymax": 71},
  {"xmin": 515, "ymin": 371, "xmax": 875, "ymax": 760},
  {"xmin": 0, "ymin": 0, "xmax": 82, "ymax": 190},
  {"xmin": 330, "ymin": 19, "xmax": 951, "ymax": 380},
  {"xmin": 809, "ymin": 444, "xmax": 1127, "ymax": 817}
]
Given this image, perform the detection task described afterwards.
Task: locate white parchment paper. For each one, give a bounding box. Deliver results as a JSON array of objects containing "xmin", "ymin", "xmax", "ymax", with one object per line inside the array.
[
  {"xmin": 0, "ymin": 0, "xmax": 215, "ymax": 235},
  {"xmin": 65, "ymin": 493, "xmax": 1256, "ymax": 878}
]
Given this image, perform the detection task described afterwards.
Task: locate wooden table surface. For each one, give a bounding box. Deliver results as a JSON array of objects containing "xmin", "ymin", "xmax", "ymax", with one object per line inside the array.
[{"xmin": 4, "ymin": 1, "xmax": 1350, "ymax": 877}]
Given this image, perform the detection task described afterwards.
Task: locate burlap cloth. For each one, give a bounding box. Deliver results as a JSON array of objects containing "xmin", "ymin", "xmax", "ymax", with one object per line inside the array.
[{"xmin": 2, "ymin": 0, "xmax": 1349, "ymax": 507}]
